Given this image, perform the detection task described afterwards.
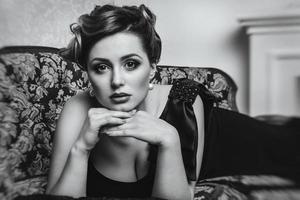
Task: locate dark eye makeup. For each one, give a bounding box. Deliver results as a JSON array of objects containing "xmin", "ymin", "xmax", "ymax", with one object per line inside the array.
[
  {"xmin": 89, "ymin": 56, "xmax": 142, "ymax": 73},
  {"xmin": 124, "ymin": 59, "xmax": 141, "ymax": 71},
  {"xmin": 93, "ymin": 63, "xmax": 111, "ymax": 73}
]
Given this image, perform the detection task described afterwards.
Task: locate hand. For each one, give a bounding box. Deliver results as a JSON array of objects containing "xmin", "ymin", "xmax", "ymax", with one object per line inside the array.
[
  {"xmin": 104, "ymin": 110, "xmax": 180, "ymax": 148},
  {"xmin": 76, "ymin": 108, "xmax": 135, "ymax": 151}
]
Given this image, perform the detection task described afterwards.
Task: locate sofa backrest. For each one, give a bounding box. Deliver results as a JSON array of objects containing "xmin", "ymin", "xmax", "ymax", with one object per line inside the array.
[{"xmin": 0, "ymin": 46, "xmax": 238, "ymax": 199}]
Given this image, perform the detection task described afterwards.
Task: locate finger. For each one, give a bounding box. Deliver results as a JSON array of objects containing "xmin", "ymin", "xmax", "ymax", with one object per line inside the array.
[
  {"xmin": 92, "ymin": 114, "xmax": 134, "ymax": 130},
  {"xmin": 91, "ymin": 108, "xmax": 136, "ymax": 114},
  {"xmin": 105, "ymin": 130, "xmax": 149, "ymax": 143},
  {"xmin": 98, "ymin": 116, "xmax": 127, "ymax": 126},
  {"xmin": 97, "ymin": 117, "xmax": 127, "ymax": 135},
  {"xmin": 105, "ymin": 130, "xmax": 130, "ymax": 137},
  {"xmin": 89, "ymin": 116, "xmax": 124, "ymax": 131},
  {"xmin": 99, "ymin": 110, "xmax": 136, "ymax": 118},
  {"xmin": 104, "ymin": 122, "xmax": 134, "ymax": 132},
  {"xmin": 91, "ymin": 110, "xmax": 131, "ymax": 117},
  {"xmin": 100, "ymin": 121, "xmax": 125, "ymax": 132}
]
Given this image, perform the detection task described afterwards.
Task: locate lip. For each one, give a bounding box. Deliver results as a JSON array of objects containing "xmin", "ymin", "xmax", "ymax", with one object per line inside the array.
[
  {"xmin": 110, "ymin": 92, "xmax": 131, "ymax": 98},
  {"xmin": 110, "ymin": 92, "xmax": 131, "ymax": 103}
]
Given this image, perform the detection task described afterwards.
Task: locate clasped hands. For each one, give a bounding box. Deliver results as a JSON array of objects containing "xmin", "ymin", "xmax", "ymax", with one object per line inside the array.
[{"xmin": 77, "ymin": 108, "xmax": 180, "ymax": 152}]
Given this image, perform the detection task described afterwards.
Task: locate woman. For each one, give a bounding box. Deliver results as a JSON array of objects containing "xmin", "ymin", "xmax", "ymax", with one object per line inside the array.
[
  {"xmin": 46, "ymin": 4, "xmax": 300, "ymax": 200},
  {"xmin": 46, "ymin": 4, "xmax": 204, "ymax": 200}
]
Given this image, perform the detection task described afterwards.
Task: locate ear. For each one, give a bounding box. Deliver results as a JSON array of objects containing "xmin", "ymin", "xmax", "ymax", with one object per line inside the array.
[{"xmin": 149, "ymin": 63, "xmax": 157, "ymax": 79}]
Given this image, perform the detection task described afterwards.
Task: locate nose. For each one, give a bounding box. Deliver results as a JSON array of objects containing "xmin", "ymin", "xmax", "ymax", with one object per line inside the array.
[{"xmin": 111, "ymin": 68, "xmax": 125, "ymax": 89}]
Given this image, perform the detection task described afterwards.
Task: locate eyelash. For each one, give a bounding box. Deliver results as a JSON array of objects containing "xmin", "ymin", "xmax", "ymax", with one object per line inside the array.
[
  {"xmin": 94, "ymin": 64, "xmax": 110, "ymax": 73},
  {"xmin": 124, "ymin": 60, "xmax": 140, "ymax": 70},
  {"xmin": 92, "ymin": 59, "xmax": 141, "ymax": 73}
]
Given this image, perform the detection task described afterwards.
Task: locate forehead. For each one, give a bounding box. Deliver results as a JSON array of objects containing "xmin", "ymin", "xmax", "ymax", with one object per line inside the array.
[{"xmin": 88, "ymin": 32, "xmax": 147, "ymax": 60}]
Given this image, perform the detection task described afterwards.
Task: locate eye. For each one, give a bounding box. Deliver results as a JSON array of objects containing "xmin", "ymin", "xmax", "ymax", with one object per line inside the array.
[
  {"xmin": 124, "ymin": 60, "xmax": 140, "ymax": 71},
  {"xmin": 94, "ymin": 63, "xmax": 110, "ymax": 73}
]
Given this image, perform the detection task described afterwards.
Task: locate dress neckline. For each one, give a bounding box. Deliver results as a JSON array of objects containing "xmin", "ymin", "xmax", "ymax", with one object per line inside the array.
[{"xmin": 88, "ymin": 152, "xmax": 153, "ymax": 184}]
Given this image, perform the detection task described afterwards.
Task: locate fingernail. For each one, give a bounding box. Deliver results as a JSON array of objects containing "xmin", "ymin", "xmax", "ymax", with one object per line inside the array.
[
  {"xmin": 105, "ymin": 131, "xmax": 112, "ymax": 136},
  {"xmin": 106, "ymin": 131, "xmax": 117, "ymax": 136},
  {"xmin": 124, "ymin": 118, "xmax": 131, "ymax": 123}
]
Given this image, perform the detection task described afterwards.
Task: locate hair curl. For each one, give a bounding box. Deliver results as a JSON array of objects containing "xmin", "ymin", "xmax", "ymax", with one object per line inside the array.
[{"xmin": 60, "ymin": 4, "xmax": 162, "ymax": 70}]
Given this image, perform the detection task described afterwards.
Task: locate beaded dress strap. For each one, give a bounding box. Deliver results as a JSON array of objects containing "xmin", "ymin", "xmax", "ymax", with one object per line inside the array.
[{"xmin": 169, "ymin": 78, "xmax": 205, "ymax": 103}]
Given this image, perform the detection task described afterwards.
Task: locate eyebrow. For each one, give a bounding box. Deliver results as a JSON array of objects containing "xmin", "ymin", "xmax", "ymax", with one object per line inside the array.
[
  {"xmin": 89, "ymin": 53, "xmax": 143, "ymax": 64},
  {"xmin": 120, "ymin": 53, "xmax": 143, "ymax": 60},
  {"xmin": 89, "ymin": 58, "xmax": 111, "ymax": 65}
]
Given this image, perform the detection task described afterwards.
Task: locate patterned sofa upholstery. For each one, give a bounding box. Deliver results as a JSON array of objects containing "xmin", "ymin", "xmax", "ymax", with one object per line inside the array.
[{"xmin": 1, "ymin": 46, "xmax": 299, "ymax": 200}]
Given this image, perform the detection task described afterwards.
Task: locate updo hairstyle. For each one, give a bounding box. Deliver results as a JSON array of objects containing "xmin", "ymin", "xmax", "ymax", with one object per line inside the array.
[{"xmin": 60, "ymin": 4, "xmax": 162, "ymax": 70}]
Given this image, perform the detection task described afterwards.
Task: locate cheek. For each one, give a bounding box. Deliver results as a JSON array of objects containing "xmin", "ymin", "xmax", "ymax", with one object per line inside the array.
[
  {"xmin": 90, "ymin": 78, "xmax": 112, "ymax": 106},
  {"xmin": 135, "ymin": 69, "xmax": 151, "ymax": 85},
  {"xmin": 89, "ymin": 75, "xmax": 110, "ymax": 94},
  {"xmin": 131, "ymin": 71, "xmax": 151, "ymax": 96}
]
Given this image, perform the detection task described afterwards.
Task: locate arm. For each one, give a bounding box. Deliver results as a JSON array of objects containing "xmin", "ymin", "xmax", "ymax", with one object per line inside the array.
[
  {"xmin": 152, "ymin": 135, "xmax": 191, "ymax": 200},
  {"xmin": 46, "ymin": 93, "xmax": 91, "ymax": 197},
  {"xmin": 152, "ymin": 95, "xmax": 204, "ymax": 200},
  {"xmin": 46, "ymin": 93, "xmax": 132, "ymax": 197},
  {"xmin": 189, "ymin": 95, "xmax": 205, "ymax": 196}
]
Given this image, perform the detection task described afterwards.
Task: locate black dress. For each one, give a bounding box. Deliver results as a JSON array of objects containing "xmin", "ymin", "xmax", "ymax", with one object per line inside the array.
[{"xmin": 86, "ymin": 78, "xmax": 300, "ymax": 198}]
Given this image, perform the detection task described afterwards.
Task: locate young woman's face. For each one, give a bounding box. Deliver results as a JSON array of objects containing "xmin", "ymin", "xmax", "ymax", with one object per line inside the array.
[{"xmin": 87, "ymin": 32, "xmax": 155, "ymax": 111}]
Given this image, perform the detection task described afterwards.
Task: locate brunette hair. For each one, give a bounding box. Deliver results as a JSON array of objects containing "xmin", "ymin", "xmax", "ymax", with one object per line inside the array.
[{"xmin": 60, "ymin": 4, "xmax": 162, "ymax": 70}]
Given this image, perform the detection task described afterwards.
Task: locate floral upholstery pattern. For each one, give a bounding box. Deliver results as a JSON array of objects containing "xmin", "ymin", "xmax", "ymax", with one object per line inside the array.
[
  {"xmin": 4, "ymin": 46, "xmax": 298, "ymax": 200},
  {"xmin": 194, "ymin": 175, "xmax": 300, "ymax": 200},
  {"xmin": 0, "ymin": 50, "xmax": 91, "ymax": 200},
  {"xmin": 0, "ymin": 46, "xmax": 238, "ymax": 200},
  {"xmin": 151, "ymin": 65, "xmax": 238, "ymax": 111}
]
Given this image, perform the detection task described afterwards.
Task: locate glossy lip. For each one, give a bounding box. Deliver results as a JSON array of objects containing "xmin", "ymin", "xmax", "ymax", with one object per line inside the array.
[
  {"xmin": 110, "ymin": 92, "xmax": 131, "ymax": 103},
  {"xmin": 110, "ymin": 92, "xmax": 131, "ymax": 98}
]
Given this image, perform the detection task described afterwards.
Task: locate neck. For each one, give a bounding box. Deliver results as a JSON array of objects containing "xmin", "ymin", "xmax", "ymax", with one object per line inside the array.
[{"xmin": 136, "ymin": 87, "xmax": 159, "ymax": 117}]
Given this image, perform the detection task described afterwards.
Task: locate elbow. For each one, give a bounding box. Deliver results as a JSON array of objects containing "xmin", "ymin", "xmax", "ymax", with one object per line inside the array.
[
  {"xmin": 45, "ymin": 185, "xmax": 59, "ymax": 196},
  {"xmin": 45, "ymin": 185, "xmax": 53, "ymax": 195},
  {"xmin": 45, "ymin": 182, "xmax": 59, "ymax": 196},
  {"xmin": 166, "ymin": 193, "xmax": 192, "ymax": 200},
  {"xmin": 153, "ymin": 190, "xmax": 192, "ymax": 200},
  {"xmin": 45, "ymin": 183, "xmax": 62, "ymax": 196},
  {"xmin": 182, "ymin": 191, "xmax": 194, "ymax": 200},
  {"xmin": 45, "ymin": 184, "xmax": 86, "ymax": 198},
  {"xmin": 173, "ymin": 193, "xmax": 192, "ymax": 200},
  {"xmin": 174, "ymin": 185, "xmax": 194, "ymax": 200}
]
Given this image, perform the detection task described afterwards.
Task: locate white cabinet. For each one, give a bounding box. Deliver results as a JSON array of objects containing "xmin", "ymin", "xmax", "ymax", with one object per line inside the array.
[{"xmin": 239, "ymin": 11, "xmax": 300, "ymax": 117}]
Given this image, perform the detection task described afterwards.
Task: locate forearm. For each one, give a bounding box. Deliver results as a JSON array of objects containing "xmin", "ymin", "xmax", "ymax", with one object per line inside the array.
[
  {"xmin": 47, "ymin": 142, "xmax": 90, "ymax": 198},
  {"xmin": 152, "ymin": 139, "xmax": 192, "ymax": 200}
]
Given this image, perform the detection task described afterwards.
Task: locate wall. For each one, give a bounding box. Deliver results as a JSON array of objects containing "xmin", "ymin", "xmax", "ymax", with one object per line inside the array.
[{"xmin": 1, "ymin": 0, "xmax": 300, "ymax": 114}]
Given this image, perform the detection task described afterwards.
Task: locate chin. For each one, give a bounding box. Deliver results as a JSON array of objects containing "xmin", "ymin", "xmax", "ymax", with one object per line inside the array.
[{"xmin": 107, "ymin": 104, "xmax": 137, "ymax": 112}]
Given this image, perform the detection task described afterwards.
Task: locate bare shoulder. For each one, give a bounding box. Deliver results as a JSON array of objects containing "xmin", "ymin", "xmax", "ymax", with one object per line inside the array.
[
  {"xmin": 192, "ymin": 95, "xmax": 205, "ymax": 186},
  {"xmin": 192, "ymin": 95, "xmax": 205, "ymax": 130},
  {"xmin": 193, "ymin": 95, "xmax": 204, "ymax": 111},
  {"xmin": 63, "ymin": 91, "xmax": 92, "ymax": 111},
  {"xmin": 56, "ymin": 91, "xmax": 94, "ymax": 134},
  {"xmin": 54, "ymin": 90, "xmax": 92, "ymax": 142}
]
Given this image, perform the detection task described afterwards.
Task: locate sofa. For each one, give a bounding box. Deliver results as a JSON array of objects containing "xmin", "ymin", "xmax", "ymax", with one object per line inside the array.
[{"xmin": 0, "ymin": 46, "xmax": 299, "ymax": 200}]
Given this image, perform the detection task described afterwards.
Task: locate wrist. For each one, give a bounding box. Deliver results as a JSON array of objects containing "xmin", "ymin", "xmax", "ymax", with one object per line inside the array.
[
  {"xmin": 159, "ymin": 128, "xmax": 180, "ymax": 149},
  {"xmin": 72, "ymin": 140, "xmax": 91, "ymax": 157}
]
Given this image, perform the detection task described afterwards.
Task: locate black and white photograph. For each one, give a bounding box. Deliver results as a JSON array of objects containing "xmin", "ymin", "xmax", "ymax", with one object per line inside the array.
[{"xmin": 0, "ymin": 1, "xmax": 300, "ymax": 200}]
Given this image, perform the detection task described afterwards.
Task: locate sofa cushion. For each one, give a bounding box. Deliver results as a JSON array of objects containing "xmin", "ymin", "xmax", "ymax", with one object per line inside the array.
[
  {"xmin": 194, "ymin": 175, "xmax": 300, "ymax": 200},
  {"xmin": 0, "ymin": 46, "xmax": 238, "ymax": 199},
  {"xmin": 0, "ymin": 49, "xmax": 90, "ymax": 199}
]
